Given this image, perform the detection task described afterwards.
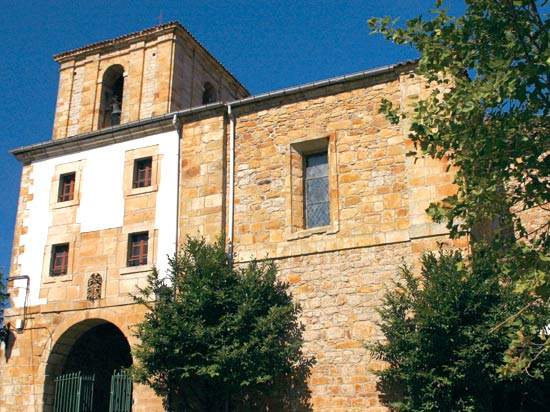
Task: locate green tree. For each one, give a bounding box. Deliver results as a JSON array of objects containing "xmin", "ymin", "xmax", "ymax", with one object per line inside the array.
[
  {"xmin": 132, "ymin": 236, "xmax": 311, "ymax": 412},
  {"xmin": 369, "ymin": 0, "xmax": 550, "ymax": 374},
  {"xmin": 369, "ymin": 249, "xmax": 550, "ymax": 412}
]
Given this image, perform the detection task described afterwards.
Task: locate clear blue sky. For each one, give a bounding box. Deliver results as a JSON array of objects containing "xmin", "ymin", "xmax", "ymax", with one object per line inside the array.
[{"xmin": 0, "ymin": 1, "xmax": 466, "ymax": 274}]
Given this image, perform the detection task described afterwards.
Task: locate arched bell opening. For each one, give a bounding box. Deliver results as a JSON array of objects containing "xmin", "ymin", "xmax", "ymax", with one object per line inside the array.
[
  {"xmin": 202, "ymin": 81, "xmax": 217, "ymax": 104},
  {"xmin": 99, "ymin": 64, "xmax": 125, "ymax": 128}
]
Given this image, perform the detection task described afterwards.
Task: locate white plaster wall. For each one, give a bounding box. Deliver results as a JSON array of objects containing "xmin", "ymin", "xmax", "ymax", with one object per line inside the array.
[
  {"xmin": 15, "ymin": 162, "xmax": 54, "ymax": 307},
  {"xmin": 14, "ymin": 131, "xmax": 179, "ymax": 308}
]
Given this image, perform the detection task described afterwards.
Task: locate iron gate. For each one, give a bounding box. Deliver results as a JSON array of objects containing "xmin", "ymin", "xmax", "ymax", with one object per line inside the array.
[
  {"xmin": 53, "ymin": 371, "xmax": 132, "ymax": 412},
  {"xmin": 53, "ymin": 372, "xmax": 95, "ymax": 412},
  {"xmin": 109, "ymin": 370, "xmax": 133, "ymax": 412}
]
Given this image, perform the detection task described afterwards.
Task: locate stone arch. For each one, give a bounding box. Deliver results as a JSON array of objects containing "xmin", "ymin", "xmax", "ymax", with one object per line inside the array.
[
  {"xmin": 99, "ymin": 64, "xmax": 125, "ymax": 128},
  {"xmin": 42, "ymin": 318, "xmax": 132, "ymax": 412}
]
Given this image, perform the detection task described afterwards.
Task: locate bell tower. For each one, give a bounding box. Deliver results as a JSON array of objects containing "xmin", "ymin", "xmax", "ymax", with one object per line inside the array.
[{"xmin": 51, "ymin": 22, "xmax": 248, "ymax": 140}]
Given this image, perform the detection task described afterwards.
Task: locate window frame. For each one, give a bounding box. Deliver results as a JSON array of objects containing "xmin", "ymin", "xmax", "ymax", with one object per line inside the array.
[
  {"xmin": 50, "ymin": 243, "xmax": 70, "ymax": 276},
  {"xmin": 304, "ymin": 151, "xmax": 330, "ymax": 229},
  {"xmin": 127, "ymin": 232, "xmax": 149, "ymax": 267},
  {"xmin": 132, "ymin": 157, "xmax": 153, "ymax": 189},
  {"xmin": 57, "ymin": 172, "xmax": 76, "ymax": 202}
]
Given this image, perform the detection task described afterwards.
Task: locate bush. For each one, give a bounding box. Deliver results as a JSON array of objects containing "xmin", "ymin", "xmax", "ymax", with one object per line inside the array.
[
  {"xmin": 132, "ymin": 236, "xmax": 312, "ymax": 412},
  {"xmin": 370, "ymin": 249, "xmax": 550, "ymax": 412}
]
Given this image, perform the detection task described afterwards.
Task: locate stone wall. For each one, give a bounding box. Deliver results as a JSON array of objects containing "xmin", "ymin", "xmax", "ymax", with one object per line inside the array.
[
  {"xmin": 229, "ymin": 69, "xmax": 453, "ymax": 262},
  {"xmin": 277, "ymin": 242, "xmax": 411, "ymax": 411},
  {"xmin": 227, "ymin": 69, "xmax": 462, "ymax": 410},
  {"xmin": 179, "ymin": 115, "xmax": 227, "ymax": 241}
]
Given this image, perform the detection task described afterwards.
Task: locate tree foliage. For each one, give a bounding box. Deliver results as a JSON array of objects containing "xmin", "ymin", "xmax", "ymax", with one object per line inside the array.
[
  {"xmin": 369, "ymin": 249, "xmax": 550, "ymax": 412},
  {"xmin": 370, "ymin": 0, "xmax": 550, "ymax": 374},
  {"xmin": 132, "ymin": 236, "xmax": 311, "ymax": 412}
]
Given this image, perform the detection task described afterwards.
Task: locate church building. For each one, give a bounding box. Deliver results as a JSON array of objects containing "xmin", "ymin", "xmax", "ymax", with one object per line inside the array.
[{"xmin": 1, "ymin": 22, "xmax": 460, "ymax": 411}]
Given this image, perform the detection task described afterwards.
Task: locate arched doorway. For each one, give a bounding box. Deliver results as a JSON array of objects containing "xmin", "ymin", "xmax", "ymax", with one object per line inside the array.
[{"xmin": 43, "ymin": 319, "xmax": 132, "ymax": 412}]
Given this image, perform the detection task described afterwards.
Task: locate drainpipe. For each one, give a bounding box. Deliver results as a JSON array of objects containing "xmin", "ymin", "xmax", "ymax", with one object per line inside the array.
[
  {"xmin": 173, "ymin": 114, "xmax": 182, "ymax": 255},
  {"xmin": 227, "ymin": 104, "xmax": 235, "ymax": 265}
]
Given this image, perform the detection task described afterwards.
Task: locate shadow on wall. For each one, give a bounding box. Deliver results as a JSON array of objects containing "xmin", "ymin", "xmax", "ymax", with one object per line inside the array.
[{"xmin": 1, "ymin": 324, "xmax": 16, "ymax": 363}]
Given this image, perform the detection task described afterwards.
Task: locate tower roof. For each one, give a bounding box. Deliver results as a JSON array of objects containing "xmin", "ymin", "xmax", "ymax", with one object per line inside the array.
[{"xmin": 53, "ymin": 21, "xmax": 249, "ymax": 94}]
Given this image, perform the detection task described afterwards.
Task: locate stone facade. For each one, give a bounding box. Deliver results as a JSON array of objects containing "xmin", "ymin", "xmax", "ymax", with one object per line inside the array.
[
  {"xmin": 225, "ymin": 70, "xmax": 466, "ymax": 411},
  {"xmin": 2, "ymin": 23, "xmax": 466, "ymax": 412}
]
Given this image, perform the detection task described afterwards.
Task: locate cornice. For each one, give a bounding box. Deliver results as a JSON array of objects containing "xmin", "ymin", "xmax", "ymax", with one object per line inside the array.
[{"xmin": 11, "ymin": 103, "xmax": 225, "ymax": 164}]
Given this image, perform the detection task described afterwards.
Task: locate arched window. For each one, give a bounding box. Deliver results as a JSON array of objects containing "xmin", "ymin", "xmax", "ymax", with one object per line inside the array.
[
  {"xmin": 100, "ymin": 65, "xmax": 124, "ymax": 128},
  {"xmin": 202, "ymin": 81, "xmax": 217, "ymax": 104}
]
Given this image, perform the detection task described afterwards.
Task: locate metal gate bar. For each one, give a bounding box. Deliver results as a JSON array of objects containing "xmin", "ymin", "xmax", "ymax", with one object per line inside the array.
[
  {"xmin": 53, "ymin": 372, "xmax": 95, "ymax": 412},
  {"xmin": 109, "ymin": 370, "xmax": 133, "ymax": 412}
]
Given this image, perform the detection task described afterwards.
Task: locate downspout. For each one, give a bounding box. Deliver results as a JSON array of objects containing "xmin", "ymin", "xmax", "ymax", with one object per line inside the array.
[
  {"xmin": 173, "ymin": 114, "xmax": 182, "ymax": 254},
  {"xmin": 227, "ymin": 104, "xmax": 235, "ymax": 265}
]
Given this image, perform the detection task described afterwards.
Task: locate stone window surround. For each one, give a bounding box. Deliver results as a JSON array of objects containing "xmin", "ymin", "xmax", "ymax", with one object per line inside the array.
[
  {"xmin": 119, "ymin": 225, "xmax": 157, "ymax": 276},
  {"xmin": 41, "ymin": 235, "xmax": 78, "ymax": 284},
  {"xmin": 123, "ymin": 145, "xmax": 161, "ymax": 197},
  {"xmin": 286, "ymin": 133, "xmax": 339, "ymax": 240},
  {"xmin": 50, "ymin": 160, "xmax": 85, "ymax": 210}
]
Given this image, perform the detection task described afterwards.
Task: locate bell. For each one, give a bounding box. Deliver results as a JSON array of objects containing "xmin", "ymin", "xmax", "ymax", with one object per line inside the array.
[
  {"xmin": 111, "ymin": 100, "xmax": 121, "ymax": 116},
  {"xmin": 109, "ymin": 95, "xmax": 122, "ymax": 126}
]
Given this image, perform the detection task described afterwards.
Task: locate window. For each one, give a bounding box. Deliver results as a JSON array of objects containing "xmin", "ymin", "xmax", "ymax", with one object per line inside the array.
[
  {"xmin": 133, "ymin": 157, "xmax": 152, "ymax": 188},
  {"xmin": 57, "ymin": 172, "xmax": 76, "ymax": 202},
  {"xmin": 288, "ymin": 135, "xmax": 338, "ymax": 237},
  {"xmin": 127, "ymin": 232, "xmax": 149, "ymax": 266},
  {"xmin": 123, "ymin": 147, "xmax": 159, "ymax": 197},
  {"xmin": 50, "ymin": 160, "xmax": 84, "ymax": 209},
  {"xmin": 51, "ymin": 244, "xmax": 69, "ymax": 276},
  {"xmin": 304, "ymin": 152, "xmax": 330, "ymax": 228}
]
